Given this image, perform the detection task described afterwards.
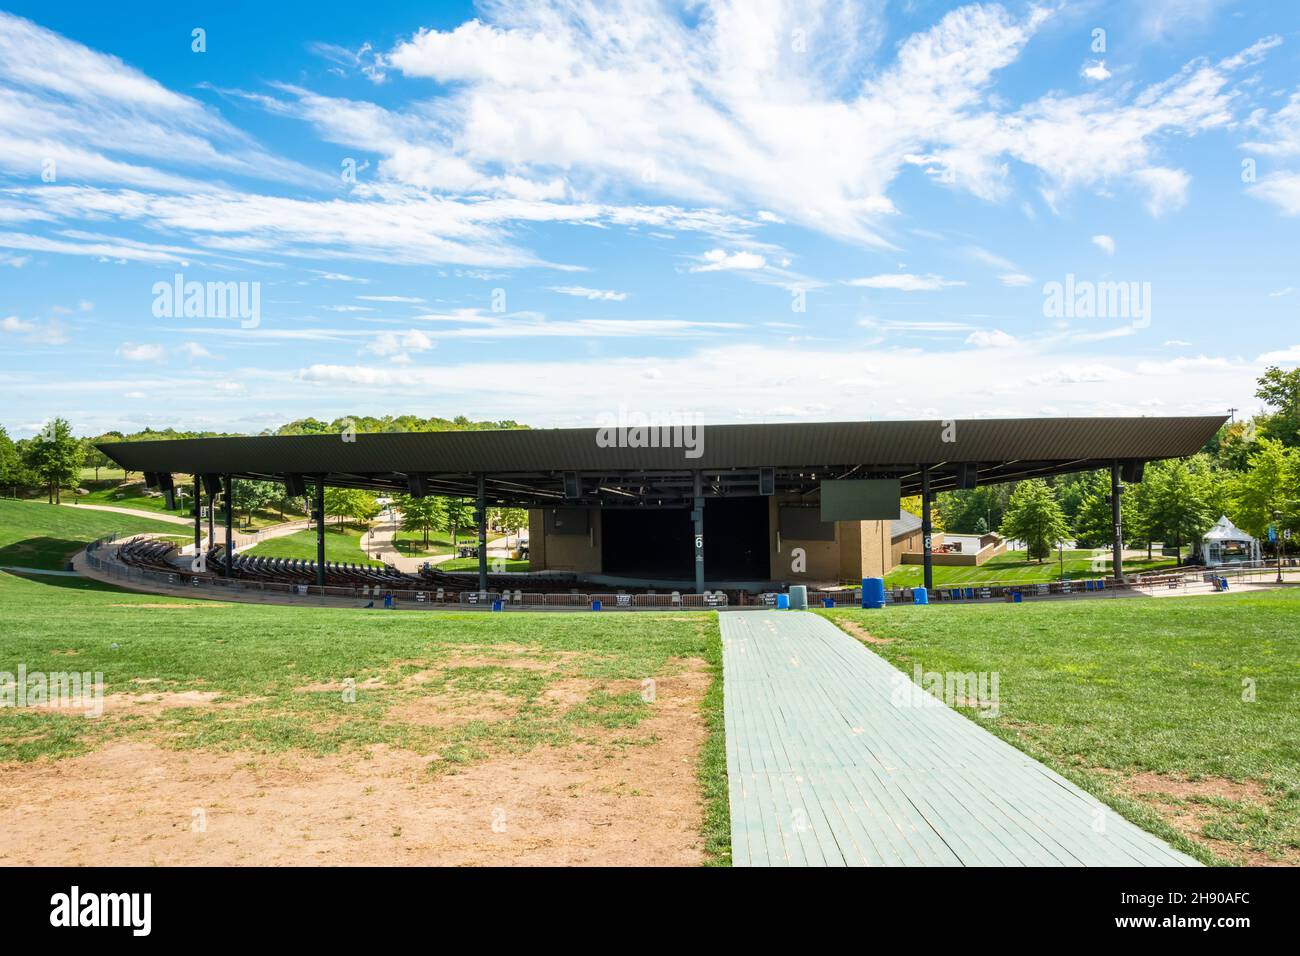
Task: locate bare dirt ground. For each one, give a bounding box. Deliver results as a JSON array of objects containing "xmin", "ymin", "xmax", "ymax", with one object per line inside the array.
[{"xmin": 0, "ymin": 665, "xmax": 709, "ymax": 866}]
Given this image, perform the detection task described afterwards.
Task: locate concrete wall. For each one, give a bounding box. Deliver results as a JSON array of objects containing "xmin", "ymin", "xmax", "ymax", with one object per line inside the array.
[{"xmin": 527, "ymin": 507, "xmax": 603, "ymax": 573}]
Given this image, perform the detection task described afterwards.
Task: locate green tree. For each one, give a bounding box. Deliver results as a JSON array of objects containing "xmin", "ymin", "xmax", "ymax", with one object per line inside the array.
[
  {"xmin": 491, "ymin": 507, "xmax": 529, "ymax": 545},
  {"xmin": 1071, "ymin": 472, "xmax": 1129, "ymax": 549},
  {"xmin": 0, "ymin": 426, "xmax": 19, "ymax": 489},
  {"xmin": 1229, "ymin": 438, "xmax": 1300, "ymax": 542},
  {"xmin": 395, "ymin": 494, "xmax": 444, "ymax": 547},
  {"xmin": 1255, "ymin": 366, "xmax": 1300, "ymax": 448},
  {"xmin": 1146, "ymin": 458, "xmax": 1215, "ymax": 563},
  {"xmin": 23, "ymin": 418, "xmax": 84, "ymax": 504},
  {"xmin": 444, "ymin": 498, "xmax": 473, "ymax": 549},
  {"xmin": 231, "ymin": 479, "xmax": 279, "ymax": 528},
  {"xmin": 998, "ymin": 479, "xmax": 1070, "ymax": 562},
  {"xmin": 323, "ymin": 487, "xmax": 380, "ymax": 528}
]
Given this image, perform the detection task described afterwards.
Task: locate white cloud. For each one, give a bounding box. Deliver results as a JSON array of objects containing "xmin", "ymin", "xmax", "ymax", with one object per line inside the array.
[
  {"xmin": 1248, "ymin": 172, "xmax": 1300, "ymax": 216},
  {"xmin": 177, "ymin": 341, "xmax": 215, "ymax": 360},
  {"xmin": 1091, "ymin": 234, "xmax": 1116, "ymax": 255},
  {"xmin": 547, "ymin": 286, "xmax": 629, "ymax": 301},
  {"xmin": 356, "ymin": 295, "xmax": 425, "ymax": 303},
  {"xmin": 1269, "ymin": 287, "xmax": 1294, "ymax": 298},
  {"xmin": 690, "ymin": 249, "xmax": 766, "ymax": 272},
  {"xmin": 365, "ymin": 329, "xmax": 436, "ymax": 356},
  {"xmin": 1, "ymin": 315, "xmax": 34, "ymax": 332},
  {"xmin": 998, "ymin": 272, "xmax": 1033, "ymax": 286},
  {"xmin": 965, "ymin": 329, "xmax": 1017, "ymax": 348},
  {"xmin": 845, "ymin": 273, "xmax": 964, "ymax": 291},
  {"xmin": 1081, "ymin": 60, "xmax": 1111, "ymax": 82},
  {"xmin": 118, "ymin": 343, "xmax": 166, "ymax": 362}
]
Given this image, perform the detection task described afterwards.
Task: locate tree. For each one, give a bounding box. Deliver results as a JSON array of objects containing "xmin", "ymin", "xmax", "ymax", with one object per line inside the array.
[
  {"xmin": 323, "ymin": 488, "xmax": 380, "ymax": 528},
  {"xmin": 1255, "ymin": 366, "xmax": 1300, "ymax": 448},
  {"xmin": 0, "ymin": 426, "xmax": 19, "ymax": 489},
  {"xmin": 231, "ymin": 479, "xmax": 279, "ymax": 528},
  {"xmin": 444, "ymin": 497, "xmax": 473, "ymax": 549},
  {"xmin": 1146, "ymin": 458, "xmax": 1215, "ymax": 563},
  {"xmin": 23, "ymin": 418, "xmax": 83, "ymax": 504},
  {"xmin": 899, "ymin": 495, "xmax": 943, "ymax": 531},
  {"xmin": 998, "ymin": 479, "xmax": 1070, "ymax": 562},
  {"xmin": 491, "ymin": 507, "xmax": 528, "ymax": 545},
  {"xmin": 395, "ymin": 494, "xmax": 444, "ymax": 547},
  {"xmin": 1072, "ymin": 472, "xmax": 1120, "ymax": 549},
  {"xmin": 1230, "ymin": 438, "xmax": 1300, "ymax": 542}
]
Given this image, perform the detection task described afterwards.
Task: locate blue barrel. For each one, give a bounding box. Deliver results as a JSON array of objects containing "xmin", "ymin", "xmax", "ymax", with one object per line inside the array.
[
  {"xmin": 491, "ymin": 599, "xmax": 503, "ymax": 611},
  {"xmin": 822, "ymin": 598, "xmax": 835, "ymax": 608},
  {"xmin": 776, "ymin": 593, "xmax": 790, "ymax": 610},
  {"xmin": 1219, "ymin": 577, "xmax": 1229, "ymax": 591},
  {"xmin": 591, "ymin": 599, "xmax": 602, "ymax": 611},
  {"xmin": 913, "ymin": 586, "xmax": 929, "ymax": 606},
  {"xmin": 862, "ymin": 577, "xmax": 886, "ymax": 609},
  {"xmin": 1012, "ymin": 590, "xmax": 1023, "ymax": 603}
]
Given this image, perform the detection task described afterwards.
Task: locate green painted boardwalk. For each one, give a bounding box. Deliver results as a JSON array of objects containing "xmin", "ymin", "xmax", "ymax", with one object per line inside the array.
[{"xmin": 720, "ymin": 611, "xmax": 1198, "ymax": 867}]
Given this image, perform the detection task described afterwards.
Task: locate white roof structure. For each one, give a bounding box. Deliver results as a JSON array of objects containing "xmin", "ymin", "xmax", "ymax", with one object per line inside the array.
[{"xmin": 1203, "ymin": 515, "xmax": 1254, "ymax": 542}]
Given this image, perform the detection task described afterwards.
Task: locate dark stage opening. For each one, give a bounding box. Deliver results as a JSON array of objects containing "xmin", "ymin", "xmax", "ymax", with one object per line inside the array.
[{"xmin": 601, "ymin": 497, "xmax": 770, "ymax": 581}]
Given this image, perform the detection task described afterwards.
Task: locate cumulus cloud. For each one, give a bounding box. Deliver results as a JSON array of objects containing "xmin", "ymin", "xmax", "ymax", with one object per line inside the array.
[
  {"xmin": 118, "ymin": 343, "xmax": 166, "ymax": 361},
  {"xmin": 1091, "ymin": 234, "xmax": 1116, "ymax": 255}
]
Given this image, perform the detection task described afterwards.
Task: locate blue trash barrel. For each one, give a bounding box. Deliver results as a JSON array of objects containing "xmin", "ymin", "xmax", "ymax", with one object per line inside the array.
[
  {"xmin": 913, "ymin": 586, "xmax": 929, "ymax": 605},
  {"xmin": 822, "ymin": 598, "xmax": 835, "ymax": 608},
  {"xmin": 1012, "ymin": 590, "xmax": 1023, "ymax": 603},
  {"xmin": 591, "ymin": 599, "xmax": 602, "ymax": 611},
  {"xmin": 776, "ymin": 593, "xmax": 790, "ymax": 610},
  {"xmin": 1219, "ymin": 577, "xmax": 1229, "ymax": 591},
  {"xmin": 862, "ymin": 577, "xmax": 886, "ymax": 609},
  {"xmin": 491, "ymin": 599, "xmax": 503, "ymax": 611},
  {"xmin": 788, "ymin": 585, "xmax": 808, "ymax": 610}
]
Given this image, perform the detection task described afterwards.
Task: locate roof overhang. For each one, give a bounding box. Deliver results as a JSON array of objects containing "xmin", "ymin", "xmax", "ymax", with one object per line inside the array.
[{"xmin": 98, "ymin": 415, "xmax": 1226, "ymax": 508}]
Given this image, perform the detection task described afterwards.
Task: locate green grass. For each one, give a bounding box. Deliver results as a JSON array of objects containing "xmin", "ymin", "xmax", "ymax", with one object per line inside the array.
[
  {"xmin": 77, "ymin": 480, "xmax": 185, "ymax": 515},
  {"xmin": 881, "ymin": 548, "xmax": 1178, "ymax": 587},
  {"xmin": 242, "ymin": 523, "xmax": 384, "ymax": 567},
  {"xmin": 0, "ymin": 499, "xmax": 186, "ymax": 570},
  {"xmin": 821, "ymin": 591, "xmax": 1300, "ymax": 865},
  {"xmin": 440, "ymin": 556, "xmax": 531, "ymax": 572}
]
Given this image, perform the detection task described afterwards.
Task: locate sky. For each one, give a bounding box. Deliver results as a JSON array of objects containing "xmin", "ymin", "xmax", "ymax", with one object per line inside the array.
[{"xmin": 1, "ymin": 0, "xmax": 1298, "ymax": 438}]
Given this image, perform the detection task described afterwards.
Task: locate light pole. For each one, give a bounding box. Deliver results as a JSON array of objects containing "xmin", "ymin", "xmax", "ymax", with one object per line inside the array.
[{"xmin": 1274, "ymin": 509, "xmax": 1284, "ymax": 584}]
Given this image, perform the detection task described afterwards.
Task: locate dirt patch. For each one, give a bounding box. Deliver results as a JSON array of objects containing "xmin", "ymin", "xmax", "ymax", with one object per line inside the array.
[
  {"xmin": 1114, "ymin": 771, "xmax": 1295, "ymax": 867},
  {"xmin": 835, "ymin": 618, "xmax": 893, "ymax": 645},
  {"xmin": 0, "ymin": 661, "xmax": 710, "ymax": 866},
  {"xmin": 384, "ymin": 691, "xmax": 518, "ymax": 728}
]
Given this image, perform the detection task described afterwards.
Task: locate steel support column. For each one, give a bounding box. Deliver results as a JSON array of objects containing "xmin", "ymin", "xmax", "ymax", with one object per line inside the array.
[
  {"xmin": 192, "ymin": 475, "xmax": 201, "ymax": 556},
  {"xmin": 693, "ymin": 471, "xmax": 705, "ymax": 594},
  {"xmin": 314, "ymin": 480, "xmax": 326, "ymax": 588},
  {"xmin": 921, "ymin": 465, "xmax": 934, "ymax": 593},
  {"xmin": 1111, "ymin": 461, "xmax": 1125, "ymax": 583},
  {"xmin": 476, "ymin": 474, "xmax": 488, "ymax": 595},
  {"xmin": 223, "ymin": 473, "xmax": 234, "ymax": 578}
]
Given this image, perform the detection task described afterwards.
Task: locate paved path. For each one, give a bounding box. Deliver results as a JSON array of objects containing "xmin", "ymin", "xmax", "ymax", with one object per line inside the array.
[
  {"xmin": 0, "ymin": 566, "xmax": 81, "ymax": 577},
  {"xmin": 720, "ymin": 611, "xmax": 1198, "ymax": 867}
]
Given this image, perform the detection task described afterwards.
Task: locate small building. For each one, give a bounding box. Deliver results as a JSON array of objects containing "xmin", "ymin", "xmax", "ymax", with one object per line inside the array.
[{"xmin": 1202, "ymin": 515, "xmax": 1260, "ymax": 566}]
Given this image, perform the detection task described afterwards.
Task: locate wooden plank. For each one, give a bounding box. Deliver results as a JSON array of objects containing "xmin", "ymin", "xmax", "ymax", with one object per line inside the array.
[{"xmin": 719, "ymin": 611, "xmax": 1199, "ymax": 868}]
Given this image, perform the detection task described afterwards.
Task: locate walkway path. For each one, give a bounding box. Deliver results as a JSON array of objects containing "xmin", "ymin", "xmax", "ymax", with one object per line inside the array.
[{"xmin": 720, "ymin": 610, "xmax": 1198, "ymax": 867}]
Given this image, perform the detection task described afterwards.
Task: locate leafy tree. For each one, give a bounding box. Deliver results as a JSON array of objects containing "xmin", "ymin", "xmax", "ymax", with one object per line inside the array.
[
  {"xmin": 81, "ymin": 439, "xmax": 116, "ymax": 481},
  {"xmin": 1205, "ymin": 420, "xmax": 1259, "ymax": 472},
  {"xmin": 323, "ymin": 487, "xmax": 380, "ymax": 527},
  {"xmin": 1229, "ymin": 438, "xmax": 1300, "ymax": 542},
  {"xmin": 998, "ymin": 479, "xmax": 1070, "ymax": 562},
  {"xmin": 936, "ymin": 484, "xmax": 1012, "ymax": 534},
  {"xmin": 899, "ymin": 495, "xmax": 943, "ymax": 531},
  {"xmin": 1072, "ymin": 472, "xmax": 1121, "ymax": 549},
  {"xmin": 444, "ymin": 498, "xmax": 473, "ymax": 549},
  {"xmin": 0, "ymin": 426, "xmax": 20, "ymax": 488},
  {"xmin": 231, "ymin": 479, "xmax": 279, "ymax": 528},
  {"xmin": 491, "ymin": 507, "xmax": 529, "ymax": 544},
  {"xmin": 1146, "ymin": 458, "xmax": 1215, "ymax": 563},
  {"xmin": 395, "ymin": 494, "xmax": 445, "ymax": 547},
  {"xmin": 1255, "ymin": 366, "xmax": 1300, "ymax": 448},
  {"xmin": 23, "ymin": 418, "xmax": 84, "ymax": 504}
]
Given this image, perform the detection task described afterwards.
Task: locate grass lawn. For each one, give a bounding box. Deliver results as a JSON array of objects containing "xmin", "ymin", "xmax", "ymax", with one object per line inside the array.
[
  {"xmin": 881, "ymin": 548, "xmax": 1178, "ymax": 587},
  {"xmin": 0, "ymin": 499, "xmax": 187, "ymax": 569},
  {"xmin": 0, "ymin": 571, "xmax": 727, "ymax": 864},
  {"xmin": 440, "ymin": 556, "xmax": 531, "ymax": 573},
  {"xmin": 821, "ymin": 592, "xmax": 1300, "ymax": 865},
  {"xmin": 78, "ymin": 481, "xmax": 183, "ymax": 515},
  {"xmin": 241, "ymin": 523, "xmax": 384, "ymax": 567}
]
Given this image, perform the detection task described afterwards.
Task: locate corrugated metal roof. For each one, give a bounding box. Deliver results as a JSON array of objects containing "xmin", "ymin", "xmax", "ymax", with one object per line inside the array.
[
  {"xmin": 98, "ymin": 415, "xmax": 1225, "ymax": 503},
  {"xmin": 891, "ymin": 509, "xmax": 922, "ymax": 539},
  {"xmin": 100, "ymin": 415, "xmax": 1223, "ymax": 475}
]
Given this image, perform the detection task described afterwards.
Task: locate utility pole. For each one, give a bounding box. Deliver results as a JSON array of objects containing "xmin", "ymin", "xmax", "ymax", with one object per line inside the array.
[{"xmin": 1228, "ymin": 407, "xmax": 1238, "ymax": 424}]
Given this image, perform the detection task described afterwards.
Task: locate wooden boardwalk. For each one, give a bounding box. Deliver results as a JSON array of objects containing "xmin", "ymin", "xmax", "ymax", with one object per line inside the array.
[{"xmin": 720, "ymin": 611, "xmax": 1198, "ymax": 867}]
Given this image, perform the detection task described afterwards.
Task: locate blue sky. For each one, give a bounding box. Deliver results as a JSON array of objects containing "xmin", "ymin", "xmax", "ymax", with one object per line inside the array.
[{"xmin": 1, "ymin": 0, "xmax": 1298, "ymax": 437}]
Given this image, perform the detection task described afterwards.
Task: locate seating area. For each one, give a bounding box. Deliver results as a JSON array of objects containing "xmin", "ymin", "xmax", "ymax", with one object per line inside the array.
[
  {"xmin": 116, "ymin": 537, "xmax": 183, "ymax": 574},
  {"xmin": 210, "ymin": 548, "xmax": 415, "ymax": 590}
]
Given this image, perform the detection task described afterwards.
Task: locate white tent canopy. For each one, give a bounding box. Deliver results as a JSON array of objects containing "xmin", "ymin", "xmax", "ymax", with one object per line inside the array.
[{"xmin": 1203, "ymin": 515, "xmax": 1260, "ymax": 565}]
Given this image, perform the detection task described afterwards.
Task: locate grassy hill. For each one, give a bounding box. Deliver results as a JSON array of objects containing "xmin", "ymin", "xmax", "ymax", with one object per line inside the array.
[
  {"xmin": 883, "ymin": 548, "xmax": 1177, "ymax": 587},
  {"xmin": 0, "ymin": 499, "xmax": 186, "ymax": 570}
]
